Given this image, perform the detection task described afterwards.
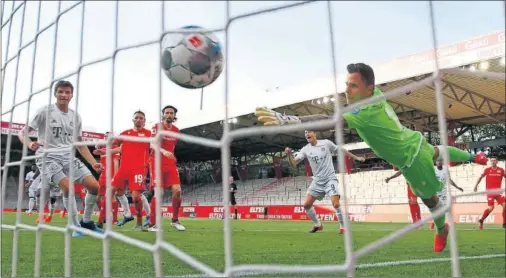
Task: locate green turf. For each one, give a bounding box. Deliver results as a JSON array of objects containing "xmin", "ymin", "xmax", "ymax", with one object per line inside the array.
[{"xmin": 1, "ymin": 213, "xmax": 504, "ymax": 277}]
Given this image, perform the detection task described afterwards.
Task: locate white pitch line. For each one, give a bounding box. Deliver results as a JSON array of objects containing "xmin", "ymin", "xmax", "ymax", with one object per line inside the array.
[
  {"xmin": 3, "ymin": 227, "xmax": 504, "ymax": 233},
  {"xmin": 115, "ymin": 227, "xmax": 504, "ymax": 233},
  {"xmin": 164, "ymin": 254, "xmax": 506, "ymax": 277}
]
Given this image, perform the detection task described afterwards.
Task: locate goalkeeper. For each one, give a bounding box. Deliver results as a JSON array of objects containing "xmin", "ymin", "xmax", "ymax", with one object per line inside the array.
[{"xmin": 254, "ymin": 63, "xmax": 488, "ymax": 253}]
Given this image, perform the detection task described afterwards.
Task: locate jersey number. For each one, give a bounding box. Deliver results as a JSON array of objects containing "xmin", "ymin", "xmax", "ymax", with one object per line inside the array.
[{"xmin": 134, "ymin": 174, "xmax": 144, "ymax": 184}]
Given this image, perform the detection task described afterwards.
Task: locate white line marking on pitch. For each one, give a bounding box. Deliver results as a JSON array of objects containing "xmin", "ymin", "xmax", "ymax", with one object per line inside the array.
[
  {"xmin": 164, "ymin": 254, "xmax": 506, "ymax": 277},
  {"xmin": 114, "ymin": 227, "xmax": 503, "ymax": 233}
]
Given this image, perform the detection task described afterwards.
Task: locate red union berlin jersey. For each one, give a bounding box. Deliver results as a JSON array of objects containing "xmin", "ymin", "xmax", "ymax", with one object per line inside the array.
[
  {"xmin": 482, "ymin": 167, "xmax": 505, "ymax": 190},
  {"xmin": 98, "ymin": 144, "xmax": 120, "ymax": 175},
  {"xmin": 150, "ymin": 122, "xmax": 179, "ymax": 166},
  {"xmin": 117, "ymin": 128, "xmax": 151, "ymax": 169}
]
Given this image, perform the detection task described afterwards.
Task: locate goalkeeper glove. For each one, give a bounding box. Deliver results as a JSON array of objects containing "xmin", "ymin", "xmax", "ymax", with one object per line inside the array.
[{"xmin": 254, "ymin": 107, "xmax": 301, "ymax": 126}]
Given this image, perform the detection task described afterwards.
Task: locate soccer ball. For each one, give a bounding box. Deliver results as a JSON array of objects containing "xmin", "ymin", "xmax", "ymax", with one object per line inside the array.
[{"xmin": 161, "ymin": 25, "xmax": 224, "ymax": 89}]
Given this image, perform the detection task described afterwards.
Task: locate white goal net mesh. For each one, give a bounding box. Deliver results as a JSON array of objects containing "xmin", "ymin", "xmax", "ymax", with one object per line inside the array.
[{"xmin": 1, "ymin": 1, "xmax": 505, "ymax": 277}]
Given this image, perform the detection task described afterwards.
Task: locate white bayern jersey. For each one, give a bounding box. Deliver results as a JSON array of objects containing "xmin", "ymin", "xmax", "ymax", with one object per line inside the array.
[
  {"xmin": 28, "ymin": 104, "xmax": 83, "ymax": 163},
  {"xmin": 435, "ymin": 166, "xmax": 449, "ymax": 195},
  {"xmin": 295, "ymin": 139, "xmax": 337, "ymax": 182},
  {"xmin": 25, "ymin": 171, "xmax": 35, "ymax": 182},
  {"xmin": 30, "ymin": 175, "xmax": 41, "ymax": 191}
]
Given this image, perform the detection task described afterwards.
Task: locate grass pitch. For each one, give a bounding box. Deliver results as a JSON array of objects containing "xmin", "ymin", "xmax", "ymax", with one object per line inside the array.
[{"xmin": 1, "ymin": 213, "xmax": 504, "ymax": 277}]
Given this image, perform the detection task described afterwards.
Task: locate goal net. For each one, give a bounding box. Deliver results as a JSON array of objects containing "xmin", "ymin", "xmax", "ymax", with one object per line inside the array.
[{"xmin": 1, "ymin": 1, "xmax": 505, "ymax": 277}]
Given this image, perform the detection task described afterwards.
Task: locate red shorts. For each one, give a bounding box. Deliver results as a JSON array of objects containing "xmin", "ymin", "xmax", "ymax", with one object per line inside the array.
[
  {"xmin": 98, "ymin": 174, "xmax": 114, "ymax": 196},
  {"xmin": 487, "ymin": 194, "xmax": 505, "ymax": 206},
  {"xmin": 74, "ymin": 184, "xmax": 86, "ymax": 198},
  {"xmin": 98, "ymin": 175, "xmax": 106, "ymax": 196},
  {"xmin": 407, "ymin": 183, "xmax": 416, "ymax": 199},
  {"xmin": 112, "ymin": 167, "xmax": 147, "ymax": 192},
  {"xmin": 149, "ymin": 164, "xmax": 180, "ymax": 189}
]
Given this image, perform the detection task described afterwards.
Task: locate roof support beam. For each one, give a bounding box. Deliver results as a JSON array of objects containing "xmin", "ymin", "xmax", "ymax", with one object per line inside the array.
[
  {"xmin": 389, "ymin": 101, "xmax": 437, "ymax": 132},
  {"xmin": 433, "ymin": 82, "xmax": 502, "ymax": 124}
]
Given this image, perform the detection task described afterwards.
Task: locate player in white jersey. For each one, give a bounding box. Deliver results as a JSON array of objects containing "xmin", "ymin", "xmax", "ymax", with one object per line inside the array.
[
  {"xmin": 18, "ymin": 80, "xmax": 104, "ymax": 237},
  {"xmin": 285, "ymin": 130, "xmax": 365, "ymax": 234},
  {"xmin": 429, "ymin": 158, "xmax": 463, "ymax": 230},
  {"xmin": 25, "ymin": 165, "xmax": 38, "ymax": 215},
  {"xmin": 30, "ymin": 169, "xmax": 62, "ymax": 224}
]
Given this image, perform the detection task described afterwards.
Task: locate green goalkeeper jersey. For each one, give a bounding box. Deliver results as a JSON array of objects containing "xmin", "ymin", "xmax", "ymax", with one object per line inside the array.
[{"xmin": 343, "ymin": 88, "xmax": 423, "ymax": 168}]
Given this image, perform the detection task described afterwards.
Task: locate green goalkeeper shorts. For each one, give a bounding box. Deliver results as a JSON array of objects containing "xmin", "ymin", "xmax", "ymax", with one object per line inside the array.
[{"xmin": 399, "ymin": 138, "xmax": 444, "ymax": 200}]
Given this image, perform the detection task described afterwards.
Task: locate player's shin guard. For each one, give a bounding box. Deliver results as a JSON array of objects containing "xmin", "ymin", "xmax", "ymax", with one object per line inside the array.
[
  {"xmin": 149, "ymin": 197, "xmax": 157, "ymax": 226},
  {"xmin": 172, "ymin": 197, "xmax": 181, "ymax": 222},
  {"xmin": 335, "ymin": 207, "xmax": 344, "ymax": 228},
  {"xmin": 82, "ymin": 192, "xmax": 98, "ymax": 223},
  {"xmin": 428, "ymin": 200, "xmax": 446, "ymax": 234},
  {"xmin": 305, "ymin": 206, "xmax": 321, "ymax": 227},
  {"xmin": 480, "ymin": 208, "xmax": 491, "ymax": 221}
]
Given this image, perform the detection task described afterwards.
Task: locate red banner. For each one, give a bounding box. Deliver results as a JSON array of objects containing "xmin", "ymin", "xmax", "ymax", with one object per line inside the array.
[
  {"xmin": 1, "ymin": 121, "xmax": 104, "ymax": 141},
  {"xmin": 272, "ymin": 156, "xmax": 282, "ymax": 180},
  {"xmin": 303, "ymin": 159, "xmax": 312, "ymax": 176},
  {"xmin": 4, "ymin": 203, "xmax": 502, "ymax": 224}
]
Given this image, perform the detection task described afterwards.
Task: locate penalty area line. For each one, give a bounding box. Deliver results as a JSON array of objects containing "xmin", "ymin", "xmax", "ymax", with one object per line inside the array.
[{"xmin": 164, "ymin": 253, "xmax": 506, "ymax": 277}]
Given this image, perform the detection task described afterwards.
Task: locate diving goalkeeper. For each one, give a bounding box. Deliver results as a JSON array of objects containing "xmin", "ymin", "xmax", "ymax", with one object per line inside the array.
[{"xmin": 254, "ymin": 63, "xmax": 488, "ymax": 253}]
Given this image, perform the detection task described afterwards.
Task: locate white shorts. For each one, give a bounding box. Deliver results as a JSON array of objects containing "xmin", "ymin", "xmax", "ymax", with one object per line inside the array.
[
  {"xmin": 307, "ymin": 178, "xmax": 340, "ymax": 201},
  {"xmin": 39, "ymin": 181, "xmax": 61, "ymax": 198},
  {"xmin": 437, "ymin": 193, "xmax": 448, "ymax": 205},
  {"xmin": 28, "ymin": 187, "xmax": 40, "ymax": 198},
  {"xmin": 36, "ymin": 158, "xmax": 91, "ymax": 186}
]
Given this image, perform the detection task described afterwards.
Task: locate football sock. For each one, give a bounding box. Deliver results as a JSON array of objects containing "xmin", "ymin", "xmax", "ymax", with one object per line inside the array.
[
  {"xmin": 141, "ymin": 194, "xmax": 151, "ymax": 215},
  {"xmin": 172, "ymin": 197, "xmax": 181, "ymax": 222},
  {"xmin": 335, "ymin": 207, "xmax": 344, "ymax": 228},
  {"xmin": 149, "ymin": 197, "xmax": 157, "ymax": 226},
  {"xmin": 49, "ymin": 197, "xmax": 56, "ymax": 216},
  {"xmin": 62, "ymin": 196, "xmax": 80, "ymax": 227},
  {"xmin": 446, "ymin": 146, "xmax": 473, "ymax": 162},
  {"xmin": 28, "ymin": 198, "xmax": 34, "ymax": 213},
  {"xmin": 82, "ymin": 192, "xmax": 97, "ymax": 223},
  {"xmin": 480, "ymin": 208, "xmax": 491, "ymax": 221},
  {"xmin": 112, "ymin": 201, "xmax": 118, "ymax": 222},
  {"xmin": 429, "ymin": 200, "xmax": 446, "ymax": 235},
  {"xmin": 409, "ymin": 203, "xmax": 421, "ymax": 222},
  {"xmin": 134, "ymin": 197, "xmax": 143, "ymax": 225},
  {"xmin": 98, "ymin": 199, "xmax": 106, "ymax": 223},
  {"xmin": 305, "ymin": 206, "xmax": 321, "ymax": 227},
  {"xmin": 117, "ymin": 195, "xmax": 132, "ymax": 217}
]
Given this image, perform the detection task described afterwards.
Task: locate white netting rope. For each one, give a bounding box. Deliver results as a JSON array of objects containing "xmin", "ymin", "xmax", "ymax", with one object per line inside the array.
[{"xmin": 1, "ymin": 1, "xmax": 505, "ymax": 277}]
